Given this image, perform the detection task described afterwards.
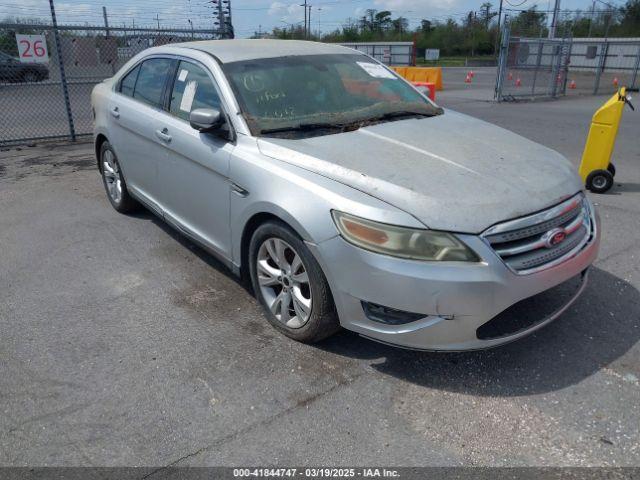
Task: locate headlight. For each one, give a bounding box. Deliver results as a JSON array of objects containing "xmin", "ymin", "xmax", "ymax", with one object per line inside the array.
[{"xmin": 332, "ymin": 211, "xmax": 480, "ymax": 262}]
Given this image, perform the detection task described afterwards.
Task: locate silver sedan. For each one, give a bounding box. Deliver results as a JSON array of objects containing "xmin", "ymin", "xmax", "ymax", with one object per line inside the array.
[{"xmin": 91, "ymin": 40, "xmax": 600, "ymax": 351}]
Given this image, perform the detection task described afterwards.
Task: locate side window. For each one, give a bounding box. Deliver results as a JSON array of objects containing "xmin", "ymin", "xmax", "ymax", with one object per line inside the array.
[
  {"xmin": 169, "ymin": 61, "xmax": 222, "ymax": 121},
  {"xmin": 133, "ymin": 58, "xmax": 173, "ymax": 109},
  {"xmin": 119, "ymin": 64, "xmax": 140, "ymax": 97}
]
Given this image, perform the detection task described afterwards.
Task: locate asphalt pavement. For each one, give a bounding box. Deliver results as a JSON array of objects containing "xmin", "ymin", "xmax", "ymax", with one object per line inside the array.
[{"xmin": 0, "ymin": 83, "xmax": 639, "ymax": 468}]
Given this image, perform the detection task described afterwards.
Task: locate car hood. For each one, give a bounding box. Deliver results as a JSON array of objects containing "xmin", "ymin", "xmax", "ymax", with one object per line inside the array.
[{"xmin": 257, "ymin": 110, "xmax": 582, "ymax": 233}]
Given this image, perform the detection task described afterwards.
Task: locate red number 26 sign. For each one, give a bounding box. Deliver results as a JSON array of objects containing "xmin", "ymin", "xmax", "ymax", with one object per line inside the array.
[{"xmin": 16, "ymin": 34, "xmax": 49, "ymax": 64}]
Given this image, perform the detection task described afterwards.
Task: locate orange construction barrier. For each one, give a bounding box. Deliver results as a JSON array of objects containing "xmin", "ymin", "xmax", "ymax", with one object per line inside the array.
[
  {"xmin": 391, "ymin": 66, "xmax": 443, "ymax": 91},
  {"xmin": 412, "ymin": 82, "xmax": 436, "ymax": 101}
]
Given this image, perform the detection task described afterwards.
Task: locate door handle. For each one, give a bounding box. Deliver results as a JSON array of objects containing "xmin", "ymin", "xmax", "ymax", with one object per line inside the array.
[
  {"xmin": 155, "ymin": 128, "xmax": 172, "ymax": 143},
  {"xmin": 110, "ymin": 107, "xmax": 120, "ymax": 118}
]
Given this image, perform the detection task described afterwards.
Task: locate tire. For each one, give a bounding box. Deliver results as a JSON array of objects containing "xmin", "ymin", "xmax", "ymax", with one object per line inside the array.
[
  {"xmin": 607, "ymin": 163, "xmax": 616, "ymax": 177},
  {"xmin": 99, "ymin": 141, "xmax": 139, "ymax": 213},
  {"xmin": 22, "ymin": 71, "xmax": 38, "ymax": 83},
  {"xmin": 249, "ymin": 220, "xmax": 340, "ymax": 343},
  {"xmin": 586, "ymin": 169, "xmax": 614, "ymax": 194}
]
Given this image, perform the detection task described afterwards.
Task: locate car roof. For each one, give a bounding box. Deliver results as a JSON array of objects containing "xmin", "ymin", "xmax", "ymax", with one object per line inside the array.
[{"xmin": 172, "ymin": 39, "xmax": 361, "ymax": 64}]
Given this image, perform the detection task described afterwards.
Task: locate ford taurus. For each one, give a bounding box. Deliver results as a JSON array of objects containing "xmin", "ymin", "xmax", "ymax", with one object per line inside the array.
[{"xmin": 91, "ymin": 40, "xmax": 600, "ymax": 350}]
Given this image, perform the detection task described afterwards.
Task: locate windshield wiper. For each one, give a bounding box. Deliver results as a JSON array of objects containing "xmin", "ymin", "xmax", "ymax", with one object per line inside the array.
[
  {"xmin": 260, "ymin": 122, "xmax": 351, "ymax": 135},
  {"xmin": 368, "ymin": 110, "xmax": 436, "ymax": 122}
]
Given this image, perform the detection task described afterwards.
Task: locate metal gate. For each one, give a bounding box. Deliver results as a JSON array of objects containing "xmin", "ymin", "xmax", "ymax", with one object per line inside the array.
[
  {"xmin": 0, "ymin": 23, "xmax": 217, "ymax": 147},
  {"xmin": 496, "ymin": 21, "xmax": 640, "ymax": 101}
]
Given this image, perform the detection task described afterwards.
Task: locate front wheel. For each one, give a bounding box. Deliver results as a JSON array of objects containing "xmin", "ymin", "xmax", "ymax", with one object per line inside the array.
[
  {"xmin": 248, "ymin": 221, "xmax": 340, "ymax": 343},
  {"xmin": 586, "ymin": 169, "xmax": 614, "ymax": 194}
]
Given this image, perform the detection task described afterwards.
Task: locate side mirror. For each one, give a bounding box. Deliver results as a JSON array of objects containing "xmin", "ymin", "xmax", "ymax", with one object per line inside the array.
[{"xmin": 190, "ymin": 108, "xmax": 223, "ymax": 132}]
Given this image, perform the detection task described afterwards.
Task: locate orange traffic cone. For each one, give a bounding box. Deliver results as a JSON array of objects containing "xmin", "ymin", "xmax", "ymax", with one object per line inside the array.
[
  {"xmin": 508, "ymin": 72, "xmax": 513, "ymax": 80},
  {"xmin": 464, "ymin": 73, "xmax": 472, "ymax": 83},
  {"xmin": 469, "ymin": 70, "xmax": 475, "ymax": 78},
  {"xmin": 613, "ymin": 77, "xmax": 619, "ymax": 87},
  {"xmin": 515, "ymin": 78, "xmax": 522, "ymax": 87},
  {"xmin": 569, "ymin": 80, "xmax": 576, "ymax": 89}
]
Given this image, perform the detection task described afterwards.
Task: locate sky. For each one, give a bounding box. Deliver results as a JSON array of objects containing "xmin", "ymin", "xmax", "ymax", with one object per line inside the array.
[{"xmin": 0, "ymin": 0, "xmax": 616, "ymax": 37}]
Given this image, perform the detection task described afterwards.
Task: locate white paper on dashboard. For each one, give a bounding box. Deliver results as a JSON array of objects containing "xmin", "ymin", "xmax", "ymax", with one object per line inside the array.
[
  {"xmin": 177, "ymin": 69, "xmax": 189, "ymax": 82},
  {"xmin": 356, "ymin": 62, "xmax": 396, "ymax": 79}
]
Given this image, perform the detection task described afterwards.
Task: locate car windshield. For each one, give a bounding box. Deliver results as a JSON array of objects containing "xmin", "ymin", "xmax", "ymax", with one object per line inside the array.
[{"xmin": 222, "ymin": 53, "xmax": 442, "ymax": 138}]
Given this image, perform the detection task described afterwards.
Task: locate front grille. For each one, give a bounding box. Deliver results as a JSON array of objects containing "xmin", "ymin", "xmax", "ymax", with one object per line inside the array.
[
  {"xmin": 482, "ymin": 194, "xmax": 593, "ymax": 274},
  {"xmin": 476, "ymin": 272, "xmax": 585, "ymax": 340}
]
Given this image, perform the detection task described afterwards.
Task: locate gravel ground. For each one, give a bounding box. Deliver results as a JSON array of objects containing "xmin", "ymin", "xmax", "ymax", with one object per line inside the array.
[{"xmin": 0, "ymin": 89, "xmax": 639, "ymax": 469}]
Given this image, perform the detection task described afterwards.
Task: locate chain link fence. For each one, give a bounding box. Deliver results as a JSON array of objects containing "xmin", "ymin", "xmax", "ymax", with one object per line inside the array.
[
  {"xmin": 0, "ymin": 23, "xmax": 217, "ymax": 147},
  {"xmin": 495, "ymin": 19, "xmax": 640, "ymax": 101}
]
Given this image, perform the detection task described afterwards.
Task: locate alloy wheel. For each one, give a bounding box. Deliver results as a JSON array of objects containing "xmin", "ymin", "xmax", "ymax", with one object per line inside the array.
[
  {"xmin": 256, "ymin": 237, "xmax": 312, "ymax": 329},
  {"xmin": 102, "ymin": 149, "xmax": 122, "ymax": 204}
]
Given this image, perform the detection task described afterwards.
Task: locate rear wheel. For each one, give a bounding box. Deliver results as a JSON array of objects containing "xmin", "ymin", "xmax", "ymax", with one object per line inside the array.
[
  {"xmin": 249, "ymin": 221, "xmax": 340, "ymax": 343},
  {"xmin": 586, "ymin": 169, "xmax": 614, "ymax": 194},
  {"xmin": 100, "ymin": 141, "xmax": 138, "ymax": 213}
]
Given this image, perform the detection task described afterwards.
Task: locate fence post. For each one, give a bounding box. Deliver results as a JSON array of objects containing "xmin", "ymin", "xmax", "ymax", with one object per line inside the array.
[
  {"xmin": 561, "ymin": 39, "xmax": 573, "ymax": 95},
  {"xmin": 594, "ymin": 40, "xmax": 608, "ymax": 95},
  {"xmin": 531, "ymin": 41, "xmax": 543, "ymax": 97},
  {"xmin": 630, "ymin": 44, "xmax": 640, "ymax": 90},
  {"xmin": 48, "ymin": 0, "xmax": 76, "ymax": 142},
  {"xmin": 494, "ymin": 21, "xmax": 510, "ymax": 101}
]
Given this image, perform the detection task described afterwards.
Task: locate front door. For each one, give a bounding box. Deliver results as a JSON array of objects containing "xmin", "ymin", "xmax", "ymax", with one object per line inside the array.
[{"xmin": 155, "ymin": 59, "xmax": 233, "ymax": 259}]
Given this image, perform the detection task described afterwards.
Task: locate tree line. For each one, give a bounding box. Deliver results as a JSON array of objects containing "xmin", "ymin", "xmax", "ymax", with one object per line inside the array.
[{"xmin": 265, "ymin": 0, "xmax": 640, "ymax": 57}]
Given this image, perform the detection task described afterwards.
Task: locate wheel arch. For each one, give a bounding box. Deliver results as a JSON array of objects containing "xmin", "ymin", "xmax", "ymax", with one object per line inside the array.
[
  {"xmin": 238, "ymin": 207, "xmax": 313, "ymax": 283},
  {"xmin": 94, "ymin": 133, "xmax": 109, "ymax": 171}
]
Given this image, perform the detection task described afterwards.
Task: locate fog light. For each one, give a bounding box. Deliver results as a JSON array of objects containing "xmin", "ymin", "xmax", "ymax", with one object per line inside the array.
[{"xmin": 361, "ymin": 301, "xmax": 427, "ymax": 325}]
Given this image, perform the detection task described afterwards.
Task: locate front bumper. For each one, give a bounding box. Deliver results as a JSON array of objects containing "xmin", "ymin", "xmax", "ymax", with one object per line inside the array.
[{"xmin": 310, "ymin": 210, "xmax": 600, "ymax": 351}]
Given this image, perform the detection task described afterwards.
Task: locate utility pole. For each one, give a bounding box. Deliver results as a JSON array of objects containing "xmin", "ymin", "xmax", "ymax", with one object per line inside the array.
[
  {"xmin": 548, "ymin": 0, "xmax": 561, "ymax": 38},
  {"xmin": 588, "ymin": 0, "xmax": 596, "ymax": 36},
  {"xmin": 156, "ymin": 13, "xmax": 160, "ymax": 30},
  {"xmin": 300, "ymin": 0, "xmax": 308, "ymax": 38},
  {"xmin": 102, "ymin": 6, "xmax": 110, "ymax": 37},
  {"xmin": 210, "ymin": 0, "xmax": 233, "ymax": 39},
  {"xmin": 307, "ymin": 5, "xmax": 312, "ymax": 38},
  {"xmin": 217, "ymin": 0, "xmax": 225, "ymax": 38},
  {"xmin": 483, "ymin": 3, "xmax": 491, "ymax": 30}
]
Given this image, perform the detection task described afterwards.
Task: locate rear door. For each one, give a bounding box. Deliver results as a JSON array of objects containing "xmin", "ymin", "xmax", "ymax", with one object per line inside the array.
[
  {"xmin": 155, "ymin": 59, "xmax": 234, "ymax": 259},
  {"xmin": 107, "ymin": 57, "xmax": 174, "ymax": 213}
]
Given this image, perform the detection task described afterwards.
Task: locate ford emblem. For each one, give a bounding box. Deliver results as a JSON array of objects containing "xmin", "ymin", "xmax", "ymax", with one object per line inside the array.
[{"xmin": 543, "ymin": 228, "xmax": 567, "ymax": 248}]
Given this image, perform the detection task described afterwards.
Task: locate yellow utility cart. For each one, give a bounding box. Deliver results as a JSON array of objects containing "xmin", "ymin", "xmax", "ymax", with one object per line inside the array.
[{"xmin": 579, "ymin": 87, "xmax": 634, "ymax": 193}]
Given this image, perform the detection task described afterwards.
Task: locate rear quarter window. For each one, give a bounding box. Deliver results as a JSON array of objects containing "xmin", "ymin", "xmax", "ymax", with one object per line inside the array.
[{"xmin": 119, "ymin": 64, "xmax": 140, "ymax": 97}]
